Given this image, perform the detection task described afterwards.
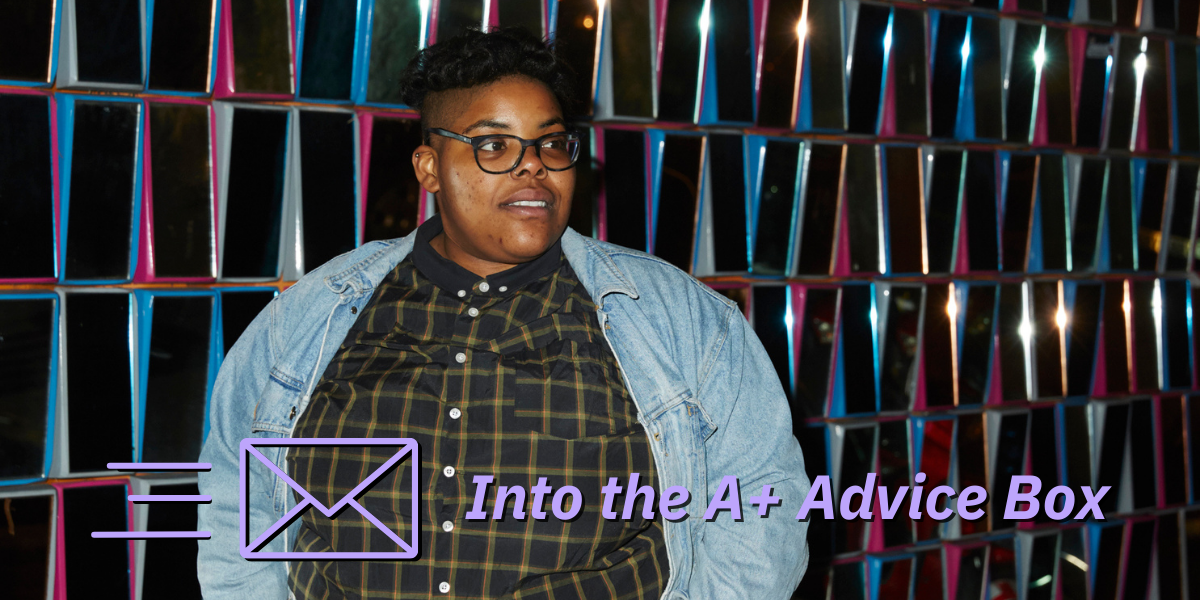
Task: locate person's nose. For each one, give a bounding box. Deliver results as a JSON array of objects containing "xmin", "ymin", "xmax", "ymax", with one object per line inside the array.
[{"xmin": 510, "ymin": 142, "xmax": 548, "ymax": 179}]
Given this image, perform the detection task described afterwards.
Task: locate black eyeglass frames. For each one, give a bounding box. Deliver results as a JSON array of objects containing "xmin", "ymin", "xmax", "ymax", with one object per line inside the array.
[{"xmin": 424, "ymin": 127, "xmax": 581, "ymax": 174}]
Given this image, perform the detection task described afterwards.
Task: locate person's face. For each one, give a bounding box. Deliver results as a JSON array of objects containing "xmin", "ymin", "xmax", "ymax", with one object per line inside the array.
[{"xmin": 412, "ymin": 76, "xmax": 575, "ymax": 273}]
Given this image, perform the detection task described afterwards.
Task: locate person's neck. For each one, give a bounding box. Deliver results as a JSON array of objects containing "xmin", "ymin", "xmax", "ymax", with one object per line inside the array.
[{"xmin": 430, "ymin": 232, "xmax": 521, "ymax": 278}]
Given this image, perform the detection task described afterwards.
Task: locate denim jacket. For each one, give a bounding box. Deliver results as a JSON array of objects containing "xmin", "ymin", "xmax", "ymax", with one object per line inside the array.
[{"xmin": 197, "ymin": 227, "xmax": 811, "ymax": 599}]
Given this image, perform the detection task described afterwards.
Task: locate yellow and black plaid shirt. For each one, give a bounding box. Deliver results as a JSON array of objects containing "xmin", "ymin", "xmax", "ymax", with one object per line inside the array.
[{"xmin": 287, "ymin": 216, "xmax": 668, "ymax": 599}]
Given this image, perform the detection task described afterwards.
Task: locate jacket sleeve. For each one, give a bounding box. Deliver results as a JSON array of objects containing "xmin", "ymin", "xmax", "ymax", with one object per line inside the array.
[
  {"xmin": 689, "ymin": 305, "xmax": 812, "ymax": 598},
  {"xmin": 197, "ymin": 298, "xmax": 291, "ymax": 598}
]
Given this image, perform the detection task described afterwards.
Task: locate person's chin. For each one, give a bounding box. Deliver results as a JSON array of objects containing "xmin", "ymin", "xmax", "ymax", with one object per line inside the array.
[{"xmin": 495, "ymin": 231, "xmax": 558, "ymax": 261}]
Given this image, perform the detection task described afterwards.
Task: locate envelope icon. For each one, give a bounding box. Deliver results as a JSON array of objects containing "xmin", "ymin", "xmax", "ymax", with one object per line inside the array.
[{"xmin": 239, "ymin": 438, "xmax": 419, "ymax": 560}]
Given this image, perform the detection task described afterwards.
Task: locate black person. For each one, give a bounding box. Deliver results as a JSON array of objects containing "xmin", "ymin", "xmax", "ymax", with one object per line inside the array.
[{"xmin": 198, "ymin": 28, "xmax": 810, "ymax": 599}]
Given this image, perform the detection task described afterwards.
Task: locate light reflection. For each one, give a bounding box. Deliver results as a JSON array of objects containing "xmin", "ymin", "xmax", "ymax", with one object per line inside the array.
[
  {"xmin": 947, "ymin": 296, "xmax": 958, "ymax": 319},
  {"xmin": 1152, "ymin": 284, "xmax": 1162, "ymax": 321},
  {"xmin": 1019, "ymin": 319, "xmax": 1033, "ymax": 342},
  {"xmin": 883, "ymin": 26, "xmax": 892, "ymax": 53},
  {"xmin": 796, "ymin": 19, "xmax": 807, "ymax": 40},
  {"xmin": 699, "ymin": 0, "xmax": 710, "ymax": 33},
  {"xmin": 1034, "ymin": 46, "xmax": 1046, "ymax": 69},
  {"xmin": 583, "ymin": 16, "xmax": 594, "ymax": 29},
  {"xmin": 1056, "ymin": 306, "xmax": 1067, "ymax": 329},
  {"xmin": 962, "ymin": 38, "xmax": 970, "ymax": 62},
  {"xmin": 419, "ymin": 0, "xmax": 431, "ymax": 48},
  {"xmin": 1063, "ymin": 552, "xmax": 1088, "ymax": 571},
  {"xmin": 785, "ymin": 303, "xmax": 794, "ymax": 329},
  {"xmin": 1134, "ymin": 53, "xmax": 1148, "ymax": 76}
]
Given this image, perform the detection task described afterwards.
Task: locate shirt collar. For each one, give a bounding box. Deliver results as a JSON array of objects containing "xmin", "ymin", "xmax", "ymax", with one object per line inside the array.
[
  {"xmin": 409, "ymin": 214, "xmax": 564, "ymax": 297},
  {"xmin": 323, "ymin": 225, "xmax": 638, "ymax": 302}
]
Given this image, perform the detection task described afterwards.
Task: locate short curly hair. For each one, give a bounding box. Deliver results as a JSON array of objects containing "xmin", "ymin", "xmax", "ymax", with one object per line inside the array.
[{"xmin": 397, "ymin": 27, "xmax": 578, "ymax": 135}]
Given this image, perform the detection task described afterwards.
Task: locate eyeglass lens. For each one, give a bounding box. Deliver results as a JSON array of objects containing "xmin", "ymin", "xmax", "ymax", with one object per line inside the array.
[{"xmin": 475, "ymin": 133, "xmax": 579, "ymax": 173}]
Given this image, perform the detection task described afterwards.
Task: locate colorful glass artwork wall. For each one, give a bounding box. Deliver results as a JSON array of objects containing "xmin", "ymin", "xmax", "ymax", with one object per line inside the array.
[{"xmin": 3, "ymin": 0, "xmax": 1200, "ymax": 597}]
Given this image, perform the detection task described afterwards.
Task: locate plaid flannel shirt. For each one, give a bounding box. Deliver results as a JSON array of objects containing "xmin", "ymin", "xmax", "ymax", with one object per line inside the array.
[{"xmin": 286, "ymin": 216, "xmax": 668, "ymax": 599}]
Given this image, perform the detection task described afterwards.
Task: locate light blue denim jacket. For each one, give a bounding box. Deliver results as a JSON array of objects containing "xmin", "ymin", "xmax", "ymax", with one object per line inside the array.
[{"xmin": 197, "ymin": 226, "xmax": 811, "ymax": 599}]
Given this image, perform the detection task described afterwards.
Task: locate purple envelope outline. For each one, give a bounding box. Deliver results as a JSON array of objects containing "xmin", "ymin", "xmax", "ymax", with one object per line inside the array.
[{"xmin": 239, "ymin": 438, "xmax": 419, "ymax": 560}]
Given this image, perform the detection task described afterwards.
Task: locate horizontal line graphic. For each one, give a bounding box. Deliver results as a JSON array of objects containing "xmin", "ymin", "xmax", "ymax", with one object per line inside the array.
[
  {"xmin": 92, "ymin": 531, "xmax": 212, "ymax": 539},
  {"xmin": 128, "ymin": 495, "xmax": 212, "ymax": 502},
  {"xmin": 107, "ymin": 462, "xmax": 212, "ymax": 471}
]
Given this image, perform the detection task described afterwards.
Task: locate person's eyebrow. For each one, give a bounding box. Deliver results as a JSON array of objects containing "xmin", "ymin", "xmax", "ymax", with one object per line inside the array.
[
  {"xmin": 461, "ymin": 119, "xmax": 510, "ymax": 134},
  {"xmin": 539, "ymin": 117, "xmax": 566, "ymax": 129}
]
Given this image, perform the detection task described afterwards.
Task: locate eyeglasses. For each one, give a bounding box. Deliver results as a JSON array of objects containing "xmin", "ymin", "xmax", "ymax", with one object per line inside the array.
[{"xmin": 425, "ymin": 127, "xmax": 581, "ymax": 174}]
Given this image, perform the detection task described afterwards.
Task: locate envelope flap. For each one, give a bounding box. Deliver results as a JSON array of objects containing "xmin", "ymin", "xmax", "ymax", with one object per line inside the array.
[{"xmin": 241, "ymin": 438, "xmax": 415, "ymax": 518}]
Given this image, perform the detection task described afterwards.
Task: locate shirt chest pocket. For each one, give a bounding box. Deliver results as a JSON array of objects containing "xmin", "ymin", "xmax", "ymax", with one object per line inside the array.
[
  {"xmin": 500, "ymin": 336, "xmax": 640, "ymax": 440},
  {"xmin": 251, "ymin": 368, "xmax": 306, "ymax": 434}
]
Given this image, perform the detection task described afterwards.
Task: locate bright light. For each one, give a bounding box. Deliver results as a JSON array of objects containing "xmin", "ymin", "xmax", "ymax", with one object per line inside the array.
[
  {"xmin": 1152, "ymin": 285, "xmax": 1162, "ymax": 320},
  {"xmin": 582, "ymin": 16, "xmax": 595, "ymax": 29},
  {"xmin": 1106, "ymin": 55, "xmax": 1113, "ymax": 70},
  {"xmin": 1063, "ymin": 553, "xmax": 1088, "ymax": 571},
  {"xmin": 1141, "ymin": 37, "xmax": 1149, "ymax": 52},
  {"xmin": 1135, "ymin": 53, "xmax": 1148, "ymax": 76},
  {"xmin": 796, "ymin": 19, "xmax": 807, "ymax": 40},
  {"xmin": 1055, "ymin": 306, "xmax": 1067, "ymax": 329},
  {"xmin": 785, "ymin": 305, "xmax": 794, "ymax": 330},
  {"xmin": 699, "ymin": 5, "xmax": 710, "ymax": 33},
  {"xmin": 418, "ymin": 0, "xmax": 431, "ymax": 48},
  {"xmin": 1123, "ymin": 295, "xmax": 1131, "ymax": 315},
  {"xmin": 1019, "ymin": 319, "xmax": 1033, "ymax": 343},
  {"xmin": 1033, "ymin": 46, "xmax": 1046, "ymax": 69},
  {"xmin": 883, "ymin": 27, "xmax": 892, "ymax": 53},
  {"xmin": 596, "ymin": 0, "xmax": 606, "ymax": 9},
  {"xmin": 961, "ymin": 39, "xmax": 970, "ymax": 62},
  {"xmin": 947, "ymin": 297, "xmax": 958, "ymax": 319},
  {"xmin": 870, "ymin": 305, "xmax": 878, "ymax": 329}
]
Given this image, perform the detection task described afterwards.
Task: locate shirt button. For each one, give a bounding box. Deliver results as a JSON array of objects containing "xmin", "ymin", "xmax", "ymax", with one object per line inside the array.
[
  {"xmin": 449, "ymin": 407, "xmax": 462, "ymax": 419},
  {"xmin": 455, "ymin": 352, "xmax": 466, "ymax": 364},
  {"xmin": 442, "ymin": 520, "xmax": 454, "ymax": 532},
  {"xmin": 443, "ymin": 466, "xmax": 455, "ymax": 477},
  {"xmin": 479, "ymin": 282, "xmax": 490, "ymax": 292},
  {"xmin": 457, "ymin": 290, "xmax": 466, "ymax": 298},
  {"xmin": 499, "ymin": 286, "xmax": 508, "ymax": 292},
  {"xmin": 439, "ymin": 582, "xmax": 450, "ymax": 593},
  {"xmin": 467, "ymin": 307, "xmax": 479, "ymax": 317}
]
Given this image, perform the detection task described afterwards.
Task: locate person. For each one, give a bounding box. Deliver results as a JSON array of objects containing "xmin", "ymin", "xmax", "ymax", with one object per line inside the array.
[{"xmin": 198, "ymin": 27, "xmax": 810, "ymax": 599}]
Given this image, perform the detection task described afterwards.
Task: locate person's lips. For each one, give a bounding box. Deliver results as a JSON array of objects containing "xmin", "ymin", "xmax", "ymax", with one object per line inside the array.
[
  {"xmin": 500, "ymin": 189, "xmax": 554, "ymax": 215},
  {"xmin": 505, "ymin": 199, "xmax": 549, "ymax": 208}
]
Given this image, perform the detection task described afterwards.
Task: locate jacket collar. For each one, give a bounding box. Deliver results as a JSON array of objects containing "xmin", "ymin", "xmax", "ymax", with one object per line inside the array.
[{"xmin": 321, "ymin": 226, "xmax": 641, "ymax": 301}]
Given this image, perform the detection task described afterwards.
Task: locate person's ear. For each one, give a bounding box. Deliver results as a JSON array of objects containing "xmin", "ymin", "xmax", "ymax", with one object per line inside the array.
[{"xmin": 412, "ymin": 144, "xmax": 440, "ymax": 194}]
